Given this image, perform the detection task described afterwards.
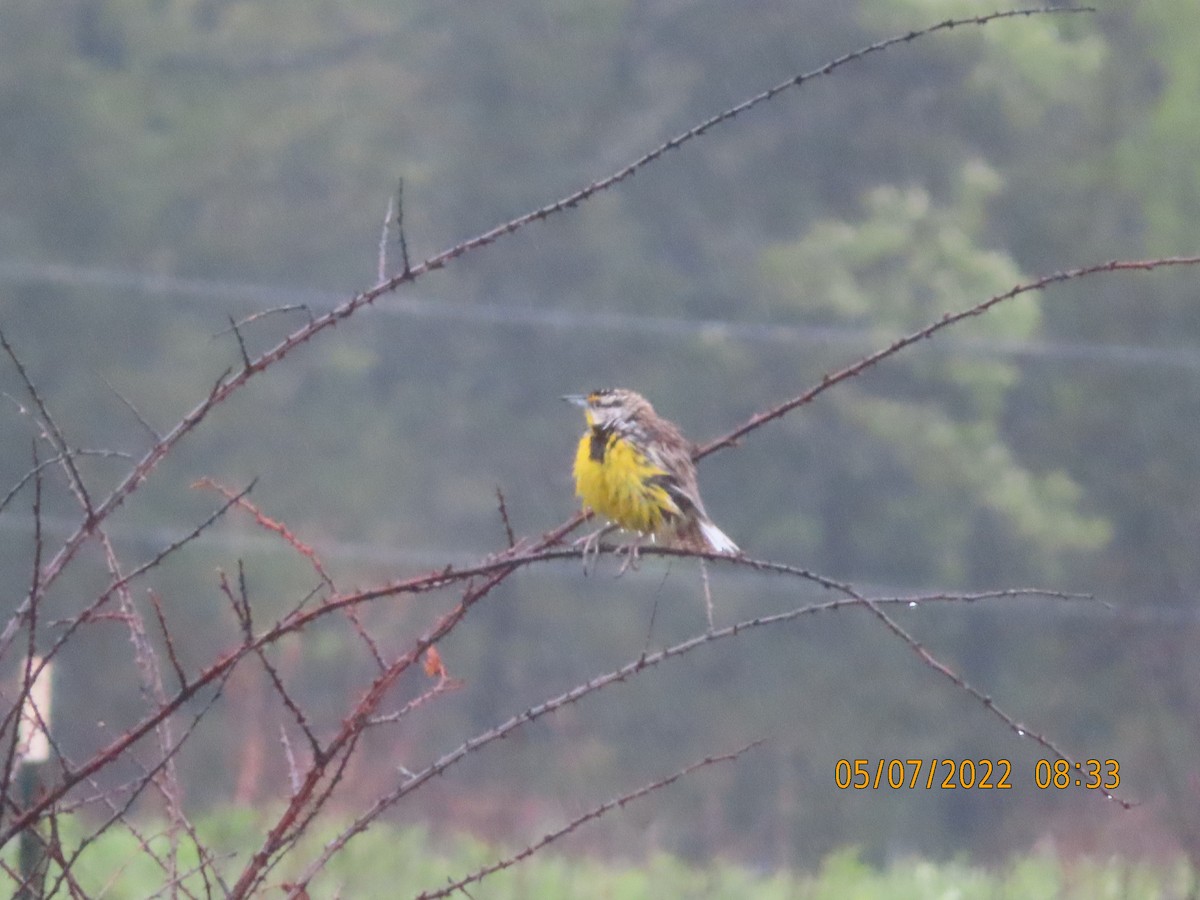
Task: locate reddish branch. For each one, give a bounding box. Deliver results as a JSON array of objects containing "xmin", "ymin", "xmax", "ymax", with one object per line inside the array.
[{"xmin": 195, "ymin": 477, "xmax": 335, "ymax": 591}]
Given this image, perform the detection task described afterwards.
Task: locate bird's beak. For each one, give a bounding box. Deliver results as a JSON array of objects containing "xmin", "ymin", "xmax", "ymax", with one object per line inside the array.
[{"xmin": 561, "ymin": 394, "xmax": 588, "ymax": 408}]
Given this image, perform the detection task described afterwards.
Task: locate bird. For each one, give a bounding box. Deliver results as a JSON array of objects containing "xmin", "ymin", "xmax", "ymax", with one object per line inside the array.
[{"xmin": 563, "ymin": 388, "xmax": 739, "ymax": 558}]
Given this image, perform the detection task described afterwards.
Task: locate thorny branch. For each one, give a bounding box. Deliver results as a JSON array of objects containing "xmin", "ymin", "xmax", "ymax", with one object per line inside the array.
[
  {"xmin": 698, "ymin": 256, "xmax": 1200, "ymax": 460},
  {"xmin": 287, "ymin": 569, "xmax": 1117, "ymax": 896},
  {"xmin": 412, "ymin": 740, "xmax": 765, "ymax": 900}
]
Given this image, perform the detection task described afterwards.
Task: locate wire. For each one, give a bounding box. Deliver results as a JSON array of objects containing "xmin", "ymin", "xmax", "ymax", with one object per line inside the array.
[{"xmin": 4, "ymin": 259, "xmax": 1200, "ymax": 372}]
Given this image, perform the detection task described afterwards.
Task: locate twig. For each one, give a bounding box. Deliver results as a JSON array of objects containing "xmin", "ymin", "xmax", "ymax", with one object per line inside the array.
[
  {"xmin": 413, "ymin": 740, "xmax": 764, "ymax": 899},
  {"xmin": 255, "ymin": 646, "xmax": 321, "ymax": 763},
  {"xmin": 698, "ymin": 257, "xmax": 1200, "ymax": 460},
  {"xmin": 194, "ymin": 477, "xmax": 334, "ymax": 591},
  {"xmin": 229, "ymin": 557, "xmax": 525, "ymax": 898},
  {"xmin": 364, "ymin": 673, "xmax": 464, "ymax": 729},
  {"xmin": 213, "ymin": 306, "xmax": 310, "ymax": 339},
  {"xmin": 343, "ymin": 603, "xmax": 387, "ymax": 673},
  {"xmin": 103, "ymin": 376, "xmax": 163, "ymax": 443},
  {"xmin": 495, "ymin": 487, "xmax": 516, "ymax": 549},
  {"xmin": 397, "ymin": 9, "xmax": 1096, "ymax": 283},
  {"xmin": 97, "ymin": 528, "xmax": 191, "ymax": 889},
  {"xmin": 26, "ymin": 479, "xmax": 258, "ymax": 679},
  {"xmin": 0, "ymin": 449, "xmax": 132, "ymax": 518},
  {"xmin": 192, "ymin": 477, "xmax": 395, "ymax": 672},
  {"xmin": 227, "ymin": 315, "xmax": 253, "ymax": 371},
  {"xmin": 147, "ymin": 592, "xmax": 189, "ymax": 690},
  {"xmin": 0, "ymin": 328, "xmax": 95, "ymax": 521},
  {"xmin": 46, "ymin": 679, "xmax": 234, "ymax": 899}
]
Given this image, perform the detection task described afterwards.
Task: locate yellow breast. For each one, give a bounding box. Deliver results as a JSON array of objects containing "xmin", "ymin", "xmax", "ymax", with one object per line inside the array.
[{"xmin": 573, "ymin": 430, "xmax": 677, "ymax": 536}]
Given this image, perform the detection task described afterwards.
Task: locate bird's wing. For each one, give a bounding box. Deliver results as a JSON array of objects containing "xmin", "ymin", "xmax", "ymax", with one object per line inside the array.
[{"xmin": 645, "ymin": 468, "xmax": 705, "ymax": 521}]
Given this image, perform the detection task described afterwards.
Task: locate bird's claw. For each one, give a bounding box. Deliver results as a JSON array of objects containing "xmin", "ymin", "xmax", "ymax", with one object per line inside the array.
[
  {"xmin": 616, "ymin": 539, "xmax": 641, "ymax": 576},
  {"xmin": 573, "ymin": 526, "xmax": 609, "ymax": 575}
]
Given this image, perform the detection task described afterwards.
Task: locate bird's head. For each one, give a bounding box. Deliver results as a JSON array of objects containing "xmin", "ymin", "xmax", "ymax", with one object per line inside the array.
[{"xmin": 562, "ymin": 388, "xmax": 652, "ymax": 431}]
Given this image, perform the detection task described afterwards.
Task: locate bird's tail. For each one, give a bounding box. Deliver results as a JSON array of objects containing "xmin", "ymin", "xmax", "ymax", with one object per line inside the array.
[
  {"xmin": 699, "ymin": 519, "xmax": 739, "ymax": 555},
  {"xmin": 677, "ymin": 517, "xmax": 739, "ymax": 555}
]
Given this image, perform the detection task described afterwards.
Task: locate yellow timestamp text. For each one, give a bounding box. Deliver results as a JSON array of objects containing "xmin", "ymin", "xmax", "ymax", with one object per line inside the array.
[
  {"xmin": 834, "ymin": 758, "xmax": 1012, "ymax": 790},
  {"xmin": 833, "ymin": 758, "xmax": 1120, "ymax": 791}
]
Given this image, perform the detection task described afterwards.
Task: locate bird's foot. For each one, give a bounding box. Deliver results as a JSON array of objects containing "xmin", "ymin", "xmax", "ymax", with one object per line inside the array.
[
  {"xmin": 616, "ymin": 537, "xmax": 644, "ymax": 576},
  {"xmin": 573, "ymin": 525, "xmax": 612, "ymax": 574}
]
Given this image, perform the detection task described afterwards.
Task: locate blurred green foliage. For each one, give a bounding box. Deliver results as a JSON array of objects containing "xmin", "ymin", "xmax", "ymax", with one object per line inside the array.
[{"xmin": 1, "ymin": 812, "xmax": 1192, "ymax": 899}]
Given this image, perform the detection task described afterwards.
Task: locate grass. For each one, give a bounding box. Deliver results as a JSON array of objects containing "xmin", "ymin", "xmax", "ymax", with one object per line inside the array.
[{"xmin": 3, "ymin": 810, "xmax": 1193, "ymax": 899}]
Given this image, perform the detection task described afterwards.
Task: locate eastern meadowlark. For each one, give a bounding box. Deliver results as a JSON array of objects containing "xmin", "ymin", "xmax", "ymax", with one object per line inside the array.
[{"xmin": 564, "ymin": 388, "xmax": 739, "ymax": 556}]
